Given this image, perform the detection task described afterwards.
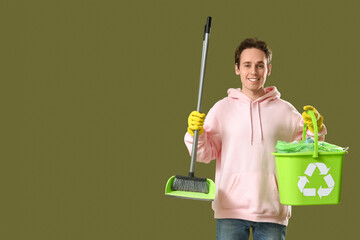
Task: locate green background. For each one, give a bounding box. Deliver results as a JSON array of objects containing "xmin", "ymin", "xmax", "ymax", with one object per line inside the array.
[{"xmin": 1, "ymin": 0, "xmax": 358, "ymax": 239}]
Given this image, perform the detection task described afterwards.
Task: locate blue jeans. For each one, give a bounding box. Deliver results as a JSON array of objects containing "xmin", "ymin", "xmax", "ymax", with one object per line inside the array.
[{"xmin": 216, "ymin": 219, "xmax": 286, "ymax": 240}]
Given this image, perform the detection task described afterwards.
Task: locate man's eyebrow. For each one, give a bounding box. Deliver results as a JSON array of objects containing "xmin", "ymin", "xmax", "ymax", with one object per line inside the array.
[{"xmin": 242, "ymin": 61, "xmax": 265, "ymax": 64}]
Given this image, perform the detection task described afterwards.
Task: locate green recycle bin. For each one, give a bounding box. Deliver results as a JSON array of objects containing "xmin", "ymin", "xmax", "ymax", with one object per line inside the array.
[{"xmin": 272, "ymin": 110, "xmax": 347, "ymax": 205}]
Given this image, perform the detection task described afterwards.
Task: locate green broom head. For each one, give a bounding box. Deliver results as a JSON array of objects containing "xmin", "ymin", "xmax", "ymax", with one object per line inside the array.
[{"xmin": 171, "ymin": 173, "xmax": 209, "ymax": 193}]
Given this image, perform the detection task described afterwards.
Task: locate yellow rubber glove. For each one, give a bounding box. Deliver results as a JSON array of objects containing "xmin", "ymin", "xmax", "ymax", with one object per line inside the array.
[
  {"xmin": 302, "ymin": 105, "xmax": 324, "ymax": 133},
  {"xmin": 187, "ymin": 111, "xmax": 206, "ymax": 136}
]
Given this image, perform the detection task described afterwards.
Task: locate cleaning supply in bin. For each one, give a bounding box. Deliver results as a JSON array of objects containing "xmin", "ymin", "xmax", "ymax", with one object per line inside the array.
[{"xmin": 275, "ymin": 137, "xmax": 347, "ymax": 153}]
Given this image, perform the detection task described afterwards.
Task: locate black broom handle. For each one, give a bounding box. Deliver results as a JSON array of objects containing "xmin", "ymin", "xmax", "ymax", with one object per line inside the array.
[{"xmin": 189, "ymin": 16, "xmax": 212, "ymax": 177}]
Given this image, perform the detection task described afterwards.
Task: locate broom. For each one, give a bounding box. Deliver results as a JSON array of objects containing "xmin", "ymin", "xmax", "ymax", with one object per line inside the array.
[{"xmin": 171, "ymin": 16, "xmax": 212, "ymax": 194}]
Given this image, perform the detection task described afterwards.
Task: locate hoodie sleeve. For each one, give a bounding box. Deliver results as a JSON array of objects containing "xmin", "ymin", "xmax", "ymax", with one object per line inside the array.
[{"xmin": 184, "ymin": 102, "xmax": 222, "ymax": 164}]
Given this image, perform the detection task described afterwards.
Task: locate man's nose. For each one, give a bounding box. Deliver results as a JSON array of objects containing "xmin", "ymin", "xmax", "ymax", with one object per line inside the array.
[{"xmin": 251, "ymin": 66, "xmax": 257, "ymax": 74}]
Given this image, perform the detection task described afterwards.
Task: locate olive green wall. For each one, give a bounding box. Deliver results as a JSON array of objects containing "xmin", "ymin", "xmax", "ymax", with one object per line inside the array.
[{"xmin": 1, "ymin": 0, "xmax": 358, "ymax": 239}]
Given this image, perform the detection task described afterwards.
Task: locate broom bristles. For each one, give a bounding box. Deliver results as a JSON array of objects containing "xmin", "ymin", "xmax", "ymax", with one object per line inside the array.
[{"xmin": 171, "ymin": 175, "xmax": 209, "ymax": 194}]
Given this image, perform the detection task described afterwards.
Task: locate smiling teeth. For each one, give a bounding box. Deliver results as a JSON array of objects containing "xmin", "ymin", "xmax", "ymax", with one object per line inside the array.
[{"xmin": 248, "ymin": 78, "xmax": 258, "ymax": 82}]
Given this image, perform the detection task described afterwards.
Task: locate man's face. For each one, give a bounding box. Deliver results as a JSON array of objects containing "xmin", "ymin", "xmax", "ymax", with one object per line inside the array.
[{"xmin": 235, "ymin": 48, "xmax": 271, "ymax": 94}]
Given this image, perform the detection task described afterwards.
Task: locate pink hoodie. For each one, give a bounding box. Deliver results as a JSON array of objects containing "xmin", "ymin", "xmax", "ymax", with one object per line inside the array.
[{"xmin": 184, "ymin": 86, "xmax": 326, "ymax": 226}]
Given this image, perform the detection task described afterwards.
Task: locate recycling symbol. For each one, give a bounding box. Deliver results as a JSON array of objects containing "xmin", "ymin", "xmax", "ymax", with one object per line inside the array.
[{"xmin": 297, "ymin": 163, "xmax": 335, "ymax": 198}]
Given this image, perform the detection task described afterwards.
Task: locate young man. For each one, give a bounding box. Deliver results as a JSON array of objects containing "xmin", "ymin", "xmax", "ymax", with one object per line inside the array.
[{"xmin": 185, "ymin": 38, "xmax": 326, "ymax": 240}]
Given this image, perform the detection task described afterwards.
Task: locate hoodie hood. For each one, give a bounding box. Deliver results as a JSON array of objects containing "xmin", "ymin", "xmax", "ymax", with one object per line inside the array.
[
  {"xmin": 227, "ymin": 86, "xmax": 281, "ymax": 145},
  {"xmin": 227, "ymin": 86, "xmax": 281, "ymax": 103}
]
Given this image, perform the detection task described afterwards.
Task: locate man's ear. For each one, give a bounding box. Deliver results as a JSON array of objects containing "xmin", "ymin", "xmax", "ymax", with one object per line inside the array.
[
  {"xmin": 235, "ymin": 63, "xmax": 240, "ymax": 75},
  {"xmin": 267, "ymin": 64, "xmax": 272, "ymax": 76}
]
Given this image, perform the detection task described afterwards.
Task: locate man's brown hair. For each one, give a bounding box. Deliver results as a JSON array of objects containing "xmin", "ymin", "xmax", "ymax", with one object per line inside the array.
[{"xmin": 235, "ymin": 38, "xmax": 272, "ymax": 68}]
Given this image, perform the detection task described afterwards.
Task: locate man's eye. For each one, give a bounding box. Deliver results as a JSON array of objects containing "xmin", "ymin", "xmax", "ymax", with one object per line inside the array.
[
  {"xmin": 245, "ymin": 65, "xmax": 250, "ymax": 67},
  {"xmin": 258, "ymin": 65, "xmax": 264, "ymax": 68}
]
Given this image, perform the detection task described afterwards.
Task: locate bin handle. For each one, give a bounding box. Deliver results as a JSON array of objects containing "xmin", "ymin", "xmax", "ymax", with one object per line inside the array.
[{"xmin": 302, "ymin": 110, "xmax": 318, "ymax": 158}]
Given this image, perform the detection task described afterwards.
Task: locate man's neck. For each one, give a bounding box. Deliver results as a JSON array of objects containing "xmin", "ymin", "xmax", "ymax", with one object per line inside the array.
[{"xmin": 242, "ymin": 88, "xmax": 266, "ymax": 101}]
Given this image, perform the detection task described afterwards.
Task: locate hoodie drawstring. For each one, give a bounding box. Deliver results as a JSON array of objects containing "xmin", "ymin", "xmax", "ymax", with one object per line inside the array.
[
  {"xmin": 249, "ymin": 103, "xmax": 253, "ymax": 145},
  {"xmin": 258, "ymin": 102, "xmax": 263, "ymax": 141},
  {"xmin": 249, "ymin": 101, "xmax": 264, "ymax": 145}
]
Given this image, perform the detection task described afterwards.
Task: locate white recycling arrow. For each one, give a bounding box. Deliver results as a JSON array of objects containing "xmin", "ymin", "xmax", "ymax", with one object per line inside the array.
[
  {"xmin": 315, "ymin": 163, "xmax": 330, "ymax": 175},
  {"xmin": 318, "ymin": 186, "xmax": 334, "ymax": 198},
  {"xmin": 298, "ymin": 163, "xmax": 335, "ymax": 198},
  {"xmin": 298, "ymin": 176, "xmax": 309, "ymax": 192},
  {"xmin": 303, "ymin": 188, "xmax": 316, "ymax": 196},
  {"xmin": 305, "ymin": 163, "xmax": 316, "ymax": 177},
  {"xmin": 324, "ymin": 174, "xmax": 335, "ymax": 188}
]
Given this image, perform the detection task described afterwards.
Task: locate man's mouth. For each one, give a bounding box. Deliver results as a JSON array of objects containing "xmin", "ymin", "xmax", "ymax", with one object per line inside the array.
[{"xmin": 248, "ymin": 78, "xmax": 259, "ymax": 82}]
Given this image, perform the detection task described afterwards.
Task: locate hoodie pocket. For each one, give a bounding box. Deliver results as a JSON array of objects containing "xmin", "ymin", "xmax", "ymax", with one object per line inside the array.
[
  {"xmin": 218, "ymin": 173, "xmax": 282, "ymax": 215},
  {"xmin": 218, "ymin": 173, "xmax": 250, "ymax": 209}
]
